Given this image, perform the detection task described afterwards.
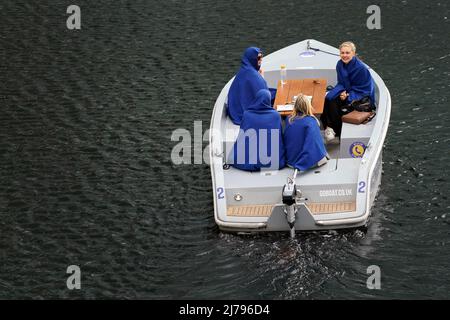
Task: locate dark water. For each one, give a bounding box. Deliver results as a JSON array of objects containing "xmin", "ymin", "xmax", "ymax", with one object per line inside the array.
[{"xmin": 0, "ymin": 0, "xmax": 449, "ymax": 299}]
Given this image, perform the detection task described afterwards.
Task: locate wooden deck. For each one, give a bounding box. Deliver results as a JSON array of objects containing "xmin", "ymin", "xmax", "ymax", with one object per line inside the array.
[
  {"xmin": 227, "ymin": 204, "xmax": 274, "ymax": 217},
  {"xmin": 227, "ymin": 202, "xmax": 356, "ymax": 217}
]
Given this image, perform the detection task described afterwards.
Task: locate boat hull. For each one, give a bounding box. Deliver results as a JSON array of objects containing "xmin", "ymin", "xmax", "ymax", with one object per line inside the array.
[{"xmin": 209, "ymin": 40, "xmax": 391, "ymax": 233}]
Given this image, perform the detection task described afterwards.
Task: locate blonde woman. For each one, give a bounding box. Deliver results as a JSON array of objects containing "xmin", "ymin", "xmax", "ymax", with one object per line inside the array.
[
  {"xmin": 283, "ymin": 94, "xmax": 328, "ymax": 171},
  {"xmin": 321, "ymin": 41, "xmax": 375, "ymax": 142}
]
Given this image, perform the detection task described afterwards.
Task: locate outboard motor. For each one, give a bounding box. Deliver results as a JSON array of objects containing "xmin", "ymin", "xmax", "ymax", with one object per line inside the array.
[{"xmin": 282, "ymin": 169, "xmax": 300, "ymax": 238}]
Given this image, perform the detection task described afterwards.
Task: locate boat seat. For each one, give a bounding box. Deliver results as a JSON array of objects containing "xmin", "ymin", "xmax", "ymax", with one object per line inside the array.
[{"xmin": 339, "ymin": 119, "xmax": 375, "ymax": 158}]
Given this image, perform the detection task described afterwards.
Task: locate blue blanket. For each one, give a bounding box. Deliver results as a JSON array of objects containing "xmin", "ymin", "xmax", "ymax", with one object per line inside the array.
[
  {"xmin": 326, "ymin": 56, "xmax": 375, "ymax": 106},
  {"xmin": 284, "ymin": 115, "xmax": 327, "ymax": 171},
  {"xmin": 227, "ymin": 47, "xmax": 269, "ymax": 125},
  {"xmin": 230, "ymin": 89, "xmax": 286, "ymax": 171}
]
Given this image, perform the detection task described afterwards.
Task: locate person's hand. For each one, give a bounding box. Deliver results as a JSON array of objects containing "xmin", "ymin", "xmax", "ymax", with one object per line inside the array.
[
  {"xmin": 340, "ymin": 91, "xmax": 348, "ymax": 100},
  {"xmin": 259, "ymin": 68, "xmax": 264, "ymax": 77}
]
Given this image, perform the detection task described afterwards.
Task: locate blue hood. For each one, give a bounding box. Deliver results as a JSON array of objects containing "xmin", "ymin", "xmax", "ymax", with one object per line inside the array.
[
  {"xmin": 229, "ymin": 89, "xmax": 286, "ymax": 171},
  {"xmin": 241, "ymin": 47, "xmax": 261, "ymax": 71},
  {"xmin": 227, "ymin": 47, "xmax": 269, "ymax": 125},
  {"xmin": 247, "ymin": 88, "xmax": 272, "ymax": 111}
]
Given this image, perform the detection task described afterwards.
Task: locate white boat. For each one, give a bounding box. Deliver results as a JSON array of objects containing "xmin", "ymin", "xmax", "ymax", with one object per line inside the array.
[{"xmin": 209, "ymin": 40, "xmax": 391, "ymax": 235}]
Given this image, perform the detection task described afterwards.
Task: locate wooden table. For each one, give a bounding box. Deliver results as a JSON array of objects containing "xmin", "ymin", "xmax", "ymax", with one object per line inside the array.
[{"xmin": 273, "ymin": 79, "xmax": 327, "ymax": 116}]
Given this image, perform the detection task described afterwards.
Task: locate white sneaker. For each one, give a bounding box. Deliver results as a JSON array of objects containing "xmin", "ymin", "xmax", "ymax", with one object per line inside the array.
[{"xmin": 324, "ymin": 127, "xmax": 336, "ymax": 143}]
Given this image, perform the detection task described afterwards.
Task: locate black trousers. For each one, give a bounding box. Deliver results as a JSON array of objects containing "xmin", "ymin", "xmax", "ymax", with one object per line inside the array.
[{"xmin": 320, "ymin": 97, "xmax": 347, "ymax": 137}]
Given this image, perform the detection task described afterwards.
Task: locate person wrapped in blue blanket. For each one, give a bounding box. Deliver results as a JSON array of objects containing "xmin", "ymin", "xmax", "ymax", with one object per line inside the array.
[
  {"xmin": 284, "ymin": 94, "xmax": 328, "ymax": 171},
  {"xmin": 227, "ymin": 47, "xmax": 276, "ymax": 125},
  {"xmin": 321, "ymin": 41, "xmax": 375, "ymax": 142},
  {"xmin": 229, "ymin": 89, "xmax": 286, "ymax": 171}
]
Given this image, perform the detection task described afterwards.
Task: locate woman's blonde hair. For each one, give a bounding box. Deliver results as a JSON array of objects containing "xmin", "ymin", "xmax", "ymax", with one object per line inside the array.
[
  {"xmin": 339, "ymin": 41, "xmax": 356, "ymax": 53},
  {"xmin": 289, "ymin": 94, "xmax": 315, "ymax": 123}
]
